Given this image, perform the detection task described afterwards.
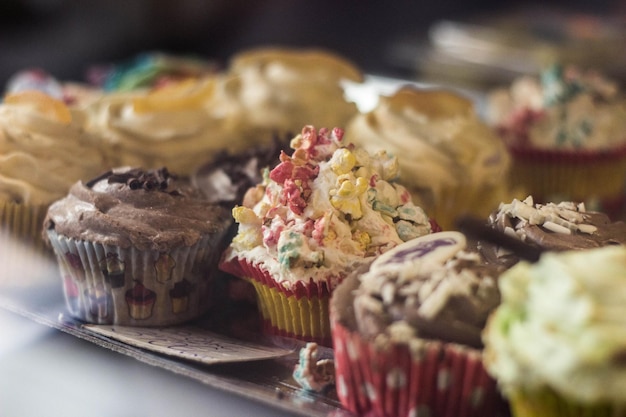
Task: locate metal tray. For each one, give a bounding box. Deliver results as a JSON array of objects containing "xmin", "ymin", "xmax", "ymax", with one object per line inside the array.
[{"xmin": 0, "ymin": 248, "xmax": 351, "ymax": 417}]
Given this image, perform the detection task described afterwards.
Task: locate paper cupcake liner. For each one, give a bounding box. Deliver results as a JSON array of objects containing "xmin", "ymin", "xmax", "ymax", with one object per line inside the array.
[
  {"xmin": 507, "ymin": 145, "xmax": 626, "ymax": 218},
  {"xmin": 0, "ymin": 200, "xmax": 50, "ymax": 253},
  {"xmin": 424, "ymin": 184, "xmax": 515, "ymax": 232},
  {"xmin": 509, "ymin": 388, "xmax": 621, "ymax": 417},
  {"xmin": 331, "ymin": 316, "xmax": 508, "ymax": 417},
  {"xmin": 47, "ymin": 230, "xmax": 221, "ymax": 326},
  {"xmin": 219, "ymin": 256, "xmax": 335, "ymax": 346}
]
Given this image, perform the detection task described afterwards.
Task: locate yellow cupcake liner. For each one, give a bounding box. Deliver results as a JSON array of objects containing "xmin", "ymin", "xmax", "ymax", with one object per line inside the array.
[
  {"xmin": 248, "ymin": 279, "xmax": 330, "ymax": 345},
  {"xmin": 219, "ymin": 256, "xmax": 334, "ymax": 346},
  {"xmin": 510, "ymin": 388, "xmax": 622, "ymax": 417}
]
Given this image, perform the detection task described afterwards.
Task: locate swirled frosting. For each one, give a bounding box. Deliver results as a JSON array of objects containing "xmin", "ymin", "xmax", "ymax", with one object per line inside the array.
[
  {"xmin": 483, "ymin": 246, "xmax": 626, "ymax": 403},
  {"xmin": 222, "ymin": 126, "xmax": 432, "ymax": 287},
  {"xmin": 0, "ymin": 91, "xmax": 106, "ymax": 205},
  {"xmin": 351, "ymin": 231, "xmax": 503, "ymax": 348},
  {"xmin": 44, "ymin": 167, "xmax": 232, "ymax": 251},
  {"xmin": 217, "ymin": 47, "xmax": 363, "ymax": 142},
  {"xmin": 486, "ymin": 64, "xmax": 626, "ymax": 151},
  {"xmin": 344, "ymin": 87, "xmax": 511, "ymax": 224},
  {"xmin": 82, "ymin": 78, "xmax": 235, "ymax": 176}
]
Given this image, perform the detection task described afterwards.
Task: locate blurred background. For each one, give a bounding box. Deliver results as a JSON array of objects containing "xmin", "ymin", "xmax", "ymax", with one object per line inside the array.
[{"xmin": 1, "ymin": 0, "xmax": 625, "ymax": 90}]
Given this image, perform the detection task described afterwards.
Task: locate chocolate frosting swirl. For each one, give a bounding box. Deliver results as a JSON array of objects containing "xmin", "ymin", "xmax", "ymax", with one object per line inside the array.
[{"xmin": 44, "ymin": 166, "xmax": 232, "ymax": 251}]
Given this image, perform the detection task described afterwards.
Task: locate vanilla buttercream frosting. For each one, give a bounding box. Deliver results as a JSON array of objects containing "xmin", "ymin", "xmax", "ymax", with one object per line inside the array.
[
  {"xmin": 222, "ymin": 126, "xmax": 432, "ymax": 288},
  {"xmin": 217, "ymin": 48, "xmax": 363, "ymax": 142},
  {"xmin": 483, "ymin": 246, "xmax": 626, "ymax": 403},
  {"xmin": 82, "ymin": 77, "xmax": 236, "ymax": 175},
  {"xmin": 344, "ymin": 86, "xmax": 511, "ymax": 225},
  {"xmin": 0, "ymin": 91, "xmax": 106, "ymax": 205}
]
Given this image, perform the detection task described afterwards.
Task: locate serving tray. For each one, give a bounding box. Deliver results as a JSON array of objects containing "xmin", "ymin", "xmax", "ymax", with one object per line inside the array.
[{"xmin": 0, "ymin": 244, "xmax": 351, "ymax": 417}]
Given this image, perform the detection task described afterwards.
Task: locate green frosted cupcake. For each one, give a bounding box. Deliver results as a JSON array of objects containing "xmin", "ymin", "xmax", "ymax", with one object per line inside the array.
[{"xmin": 483, "ymin": 246, "xmax": 626, "ymax": 417}]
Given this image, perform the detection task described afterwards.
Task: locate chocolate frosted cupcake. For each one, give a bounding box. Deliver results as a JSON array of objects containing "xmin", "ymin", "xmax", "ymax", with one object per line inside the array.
[
  {"xmin": 331, "ymin": 231, "xmax": 509, "ymax": 417},
  {"xmin": 44, "ymin": 167, "xmax": 232, "ymax": 326},
  {"xmin": 481, "ymin": 196, "xmax": 626, "ymax": 267}
]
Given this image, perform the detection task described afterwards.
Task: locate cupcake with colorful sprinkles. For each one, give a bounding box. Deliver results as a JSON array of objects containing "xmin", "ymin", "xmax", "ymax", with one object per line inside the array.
[
  {"xmin": 219, "ymin": 125, "xmax": 434, "ymax": 346},
  {"xmin": 486, "ymin": 63, "xmax": 626, "ymax": 217}
]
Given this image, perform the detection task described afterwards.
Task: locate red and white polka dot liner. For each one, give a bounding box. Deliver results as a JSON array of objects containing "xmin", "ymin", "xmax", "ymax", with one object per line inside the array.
[{"xmin": 331, "ymin": 315, "xmax": 509, "ymax": 417}]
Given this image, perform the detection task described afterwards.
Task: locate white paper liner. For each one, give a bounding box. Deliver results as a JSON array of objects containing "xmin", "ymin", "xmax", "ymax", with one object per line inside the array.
[{"xmin": 47, "ymin": 230, "xmax": 221, "ymax": 326}]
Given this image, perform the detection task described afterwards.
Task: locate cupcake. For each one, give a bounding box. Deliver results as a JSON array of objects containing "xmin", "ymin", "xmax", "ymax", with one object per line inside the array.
[
  {"xmin": 81, "ymin": 76, "xmax": 231, "ymax": 176},
  {"xmin": 331, "ymin": 231, "xmax": 509, "ymax": 417},
  {"xmin": 0, "ymin": 89, "xmax": 107, "ymax": 253},
  {"xmin": 345, "ymin": 86, "xmax": 514, "ymax": 230},
  {"xmin": 214, "ymin": 47, "xmax": 363, "ymax": 145},
  {"xmin": 485, "ymin": 64, "xmax": 626, "ymax": 217},
  {"xmin": 483, "ymin": 246, "xmax": 626, "ymax": 417},
  {"xmin": 219, "ymin": 125, "xmax": 434, "ymax": 346},
  {"xmin": 43, "ymin": 167, "xmax": 232, "ymax": 326},
  {"xmin": 480, "ymin": 195, "xmax": 626, "ymax": 267}
]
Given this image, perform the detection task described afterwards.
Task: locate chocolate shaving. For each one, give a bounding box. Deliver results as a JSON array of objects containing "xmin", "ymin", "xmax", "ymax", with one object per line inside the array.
[
  {"xmin": 85, "ymin": 170, "xmax": 113, "ymax": 188},
  {"xmin": 85, "ymin": 167, "xmax": 178, "ymax": 191},
  {"xmin": 456, "ymin": 216, "xmax": 544, "ymax": 262}
]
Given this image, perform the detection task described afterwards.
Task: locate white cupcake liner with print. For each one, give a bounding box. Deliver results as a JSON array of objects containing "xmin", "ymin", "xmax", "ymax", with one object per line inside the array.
[{"xmin": 47, "ymin": 230, "xmax": 219, "ymax": 326}]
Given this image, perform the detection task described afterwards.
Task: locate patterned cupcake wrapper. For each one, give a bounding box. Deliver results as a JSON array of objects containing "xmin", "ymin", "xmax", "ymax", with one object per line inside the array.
[
  {"xmin": 509, "ymin": 388, "xmax": 622, "ymax": 417},
  {"xmin": 331, "ymin": 314, "xmax": 508, "ymax": 417},
  {"xmin": 47, "ymin": 230, "xmax": 221, "ymax": 326},
  {"xmin": 219, "ymin": 256, "xmax": 335, "ymax": 347}
]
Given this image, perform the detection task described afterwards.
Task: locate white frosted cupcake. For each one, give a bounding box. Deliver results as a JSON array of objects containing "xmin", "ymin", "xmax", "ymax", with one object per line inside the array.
[
  {"xmin": 0, "ymin": 90, "xmax": 107, "ymax": 253},
  {"xmin": 345, "ymin": 86, "xmax": 513, "ymax": 230}
]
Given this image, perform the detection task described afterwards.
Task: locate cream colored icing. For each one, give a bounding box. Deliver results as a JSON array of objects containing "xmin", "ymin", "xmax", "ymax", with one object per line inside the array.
[
  {"xmin": 219, "ymin": 48, "xmax": 362, "ymax": 142},
  {"xmin": 83, "ymin": 79, "xmax": 235, "ymax": 176},
  {"xmin": 483, "ymin": 246, "xmax": 626, "ymax": 403},
  {"xmin": 223, "ymin": 126, "xmax": 432, "ymax": 288},
  {"xmin": 0, "ymin": 95, "xmax": 106, "ymax": 205},
  {"xmin": 344, "ymin": 87, "xmax": 510, "ymax": 209}
]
